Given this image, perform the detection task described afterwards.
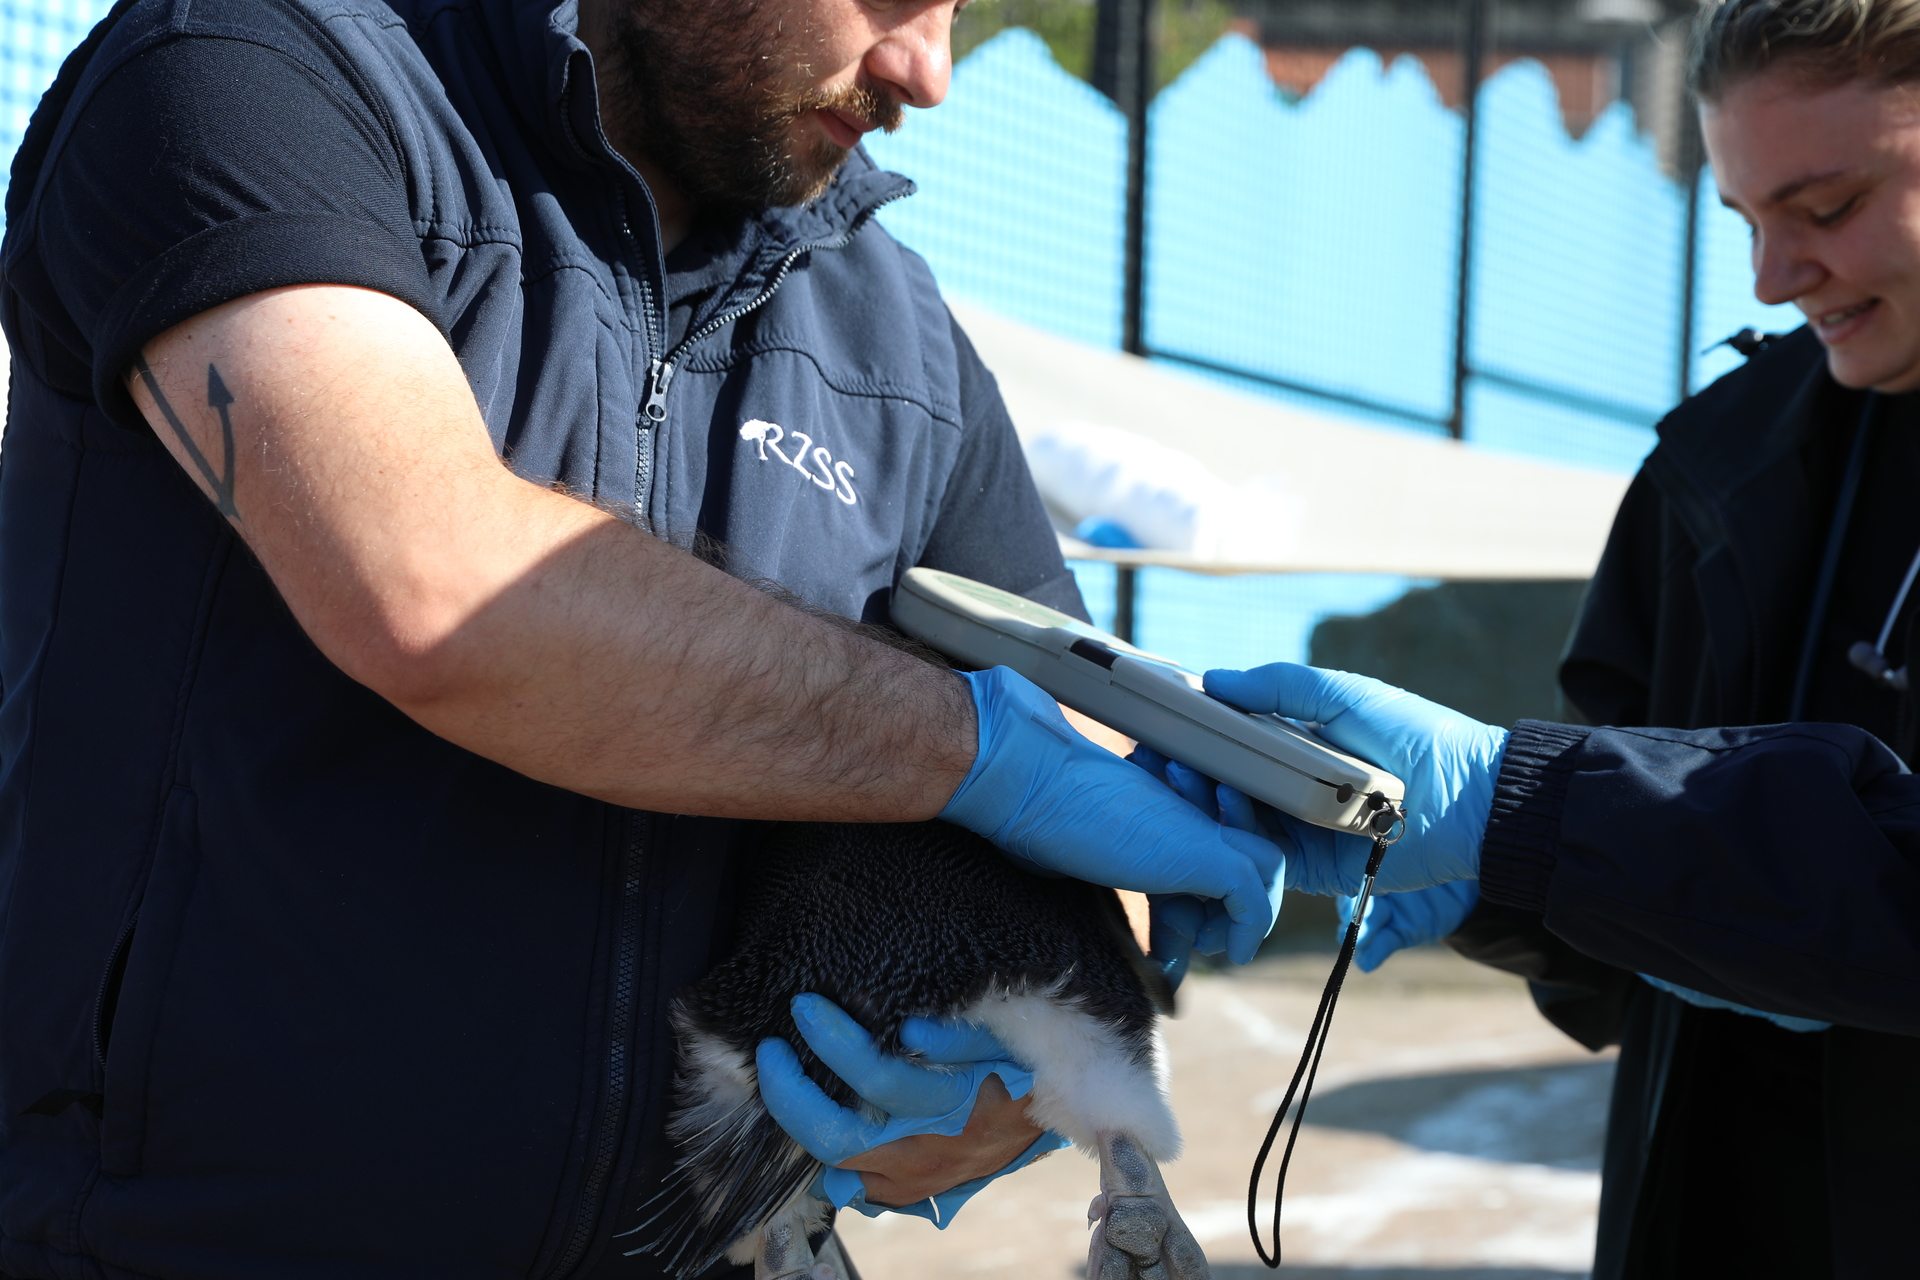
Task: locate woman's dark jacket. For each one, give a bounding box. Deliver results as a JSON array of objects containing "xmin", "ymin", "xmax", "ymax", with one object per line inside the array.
[{"xmin": 1455, "ymin": 328, "xmax": 1920, "ymax": 1278}]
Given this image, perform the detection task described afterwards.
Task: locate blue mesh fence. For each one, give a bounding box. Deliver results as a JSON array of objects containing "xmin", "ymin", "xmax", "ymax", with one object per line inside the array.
[
  {"xmin": 870, "ymin": 30, "xmax": 1128, "ymax": 350},
  {"xmin": 1146, "ymin": 41, "xmax": 1464, "ymax": 434},
  {"xmin": 0, "ymin": 0, "xmax": 109, "ymax": 157},
  {"xmin": 865, "ymin": 26, "xmax": 1789, "ymax": 476},
  {"xmin": 1467, "ymin": 69, "xmax": 1686, "ymax": 471}
]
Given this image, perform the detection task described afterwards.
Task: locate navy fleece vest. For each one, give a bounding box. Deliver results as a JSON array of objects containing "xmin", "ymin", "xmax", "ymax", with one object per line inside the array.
[{"xmin": 0, "ymin": 1, "xmax": 1010, "ymax": 1276}]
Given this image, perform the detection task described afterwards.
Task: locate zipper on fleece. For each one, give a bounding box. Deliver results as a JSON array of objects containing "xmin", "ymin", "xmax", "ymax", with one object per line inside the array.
[
  {"xmin": 611, "ymin": 180, "xmax": 668, "ymax": 529},
  {"xmin": 631, "ymin": 186, "xmax": 909, "ymax": 457},
  {"xmin": 546, "ymin": 816, "xmax": 650, "ymax": 1280},
  {"xmin": 550, "ymin": 191, "xmax": 905, "ymax": 1278},
  {"xmin": 641, "ymin": 357, "xmax": 676, "ymax": 426}
]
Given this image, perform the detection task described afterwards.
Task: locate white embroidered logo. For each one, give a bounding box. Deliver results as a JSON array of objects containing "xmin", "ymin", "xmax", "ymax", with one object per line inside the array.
[{"xmin": 739, "ymin": 419, "xmax": 859, "ymax": 506}]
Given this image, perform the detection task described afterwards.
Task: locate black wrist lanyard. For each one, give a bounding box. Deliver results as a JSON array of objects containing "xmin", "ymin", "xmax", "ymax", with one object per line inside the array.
[{"xmin": 1247, "ymin": 819, "xmax": 1402, "ymax": 1268}]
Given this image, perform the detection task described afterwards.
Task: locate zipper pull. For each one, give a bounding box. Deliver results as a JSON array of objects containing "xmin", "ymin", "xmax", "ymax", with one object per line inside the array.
[{"xmin": 642, "ymin": 358, "xmax": 676, "ymax": 426}]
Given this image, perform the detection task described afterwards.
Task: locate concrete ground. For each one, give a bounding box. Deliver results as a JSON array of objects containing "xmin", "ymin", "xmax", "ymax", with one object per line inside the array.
[{"xmin": 836, "ymin": 944, "xmax": 1612, "ymax": 1279}]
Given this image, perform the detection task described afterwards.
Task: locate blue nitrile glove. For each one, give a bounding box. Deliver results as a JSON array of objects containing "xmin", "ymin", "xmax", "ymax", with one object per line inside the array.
[
  {"xmin": 1138, "ymin": 740, "xmax": 1480, "ymax": 969},
  {"xmin": 1337, "ymin": 881, "xmax": 1480, "ymax": 972},
  {"xmin": 940, "ymin": 666, "xmax": 1288, "ymax": 965},
  {"xmin": 1125, "ymin": 745, "xmax": 1273, "ymax": 974},
  {"xmin": 757, "ymin": 994, "xmax": 1068, "ymax": 1225},
  {"xmin": 1637, "ymin": 973, "xmax": 1831, "ymax": 1033},
  {"xmin": 1201, "ymin": 664, "xmax": 1509, "ymax": 896},
  {"xmin": 1143, "ymin": 894, "xmax": 1208, "ymax": 989}
]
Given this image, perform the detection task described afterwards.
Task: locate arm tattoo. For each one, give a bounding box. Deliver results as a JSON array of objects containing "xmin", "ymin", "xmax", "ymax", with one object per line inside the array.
[{"xmin": 134, "ymin": 356, "xmax": 240, "ymax": 521}]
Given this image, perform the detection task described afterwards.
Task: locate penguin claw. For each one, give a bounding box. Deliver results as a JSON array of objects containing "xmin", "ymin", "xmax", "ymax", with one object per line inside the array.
[
  {"xmin": 751, "ymin": 1205, "xmax": 847, "ymax": 1280},
  {"xmin": 757, "ymin": 1255, "xmax": 842, "ymax": 1280},
  {"xmin": 1088, "ymin": 1132, "xmax": 1213, "ymax": 1280},
  {"xmin": 1088, "ymin": 1192, "xmax": 1209, "ymax": 1280}
]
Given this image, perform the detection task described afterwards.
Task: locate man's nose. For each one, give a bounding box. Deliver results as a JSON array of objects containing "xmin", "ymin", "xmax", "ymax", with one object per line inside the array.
[{"xmin": 865, "ymin": 3, "xmax": 955, "ymax": 110}]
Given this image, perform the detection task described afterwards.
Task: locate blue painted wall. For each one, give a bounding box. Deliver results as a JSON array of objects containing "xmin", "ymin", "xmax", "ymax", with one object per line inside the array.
[{"xmin": 864, "ymin": 32, "xmax": 1801, "ymax": 480}]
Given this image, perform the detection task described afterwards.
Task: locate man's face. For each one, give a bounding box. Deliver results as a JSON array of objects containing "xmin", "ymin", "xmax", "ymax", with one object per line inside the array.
[
  {"xmin": 601, "ymin": 0, "xmax": 960, "ymax": 217},
  {"xmin": 1706, "ymin": 66, "xmax": 1920, "ymax": 392}
]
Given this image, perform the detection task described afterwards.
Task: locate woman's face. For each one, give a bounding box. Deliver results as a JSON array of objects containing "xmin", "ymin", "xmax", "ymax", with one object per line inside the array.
[{"xmin": 1705, "ymin": 66, "xmax": 1920, "ymax": 392}]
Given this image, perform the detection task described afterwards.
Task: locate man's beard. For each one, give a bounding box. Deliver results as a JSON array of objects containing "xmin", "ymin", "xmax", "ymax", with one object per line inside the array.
[{"xmin": 601, "ymin": 0, "xmax": 904, "ymax": 217}]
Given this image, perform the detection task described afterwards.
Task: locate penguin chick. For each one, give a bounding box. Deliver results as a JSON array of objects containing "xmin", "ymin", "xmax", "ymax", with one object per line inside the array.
[{"xmin": 627, "ymin": 819, "xmax": 1211, "ymax": 1280}]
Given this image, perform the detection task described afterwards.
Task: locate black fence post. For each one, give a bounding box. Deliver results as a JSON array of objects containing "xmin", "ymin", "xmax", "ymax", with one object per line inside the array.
[
  {"xmin": 1676, "ymin": 88, "xmax": 1705, "ymax": 405},
  {"xmin": 1113, "ymin": 565, "xmax": 1139, "ymax": 644},
  {"xmin": 1109, "ymin": 0, "xmax": 1155, "ymax": 358},
  {"xmin": 1093, "ymin": 0, "xmax": 1124, "ymax": 101},
  {"xmin": 1449, "ymin": 0, "xmax": 1489, "ymax": 442}
]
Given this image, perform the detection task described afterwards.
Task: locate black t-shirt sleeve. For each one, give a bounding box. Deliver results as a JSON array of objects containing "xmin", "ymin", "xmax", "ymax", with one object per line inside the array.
[
  {"xmin": 11, "ymin": 30, "xmax": 435, "ymax": 427},
  {"xmin": 918, "ymin": 311, "xmax": 1089, "ymax": 620}
]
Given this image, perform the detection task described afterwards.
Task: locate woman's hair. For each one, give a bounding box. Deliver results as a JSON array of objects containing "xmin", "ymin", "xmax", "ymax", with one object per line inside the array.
[{"xmin": 1690, "ymin": 0, "xmax": 1920, "ymax": 100}]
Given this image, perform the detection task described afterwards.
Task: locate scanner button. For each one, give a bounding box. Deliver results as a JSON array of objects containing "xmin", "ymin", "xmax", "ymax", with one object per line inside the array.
[{"xmin": 1069, "ymin": 638, "xmax": 1120, "ymax": 670}]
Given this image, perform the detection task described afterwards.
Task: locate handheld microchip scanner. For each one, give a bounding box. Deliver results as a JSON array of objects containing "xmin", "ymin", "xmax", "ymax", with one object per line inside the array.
[{"xmin": 890, "ymin": 568, "xmax": 1405, "ymax": 838}]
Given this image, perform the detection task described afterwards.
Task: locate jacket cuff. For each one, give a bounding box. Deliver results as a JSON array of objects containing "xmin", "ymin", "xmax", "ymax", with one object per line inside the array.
[{"xmin": 1479, "ymin": 720, "xmax": 1589, "ymax": 914}]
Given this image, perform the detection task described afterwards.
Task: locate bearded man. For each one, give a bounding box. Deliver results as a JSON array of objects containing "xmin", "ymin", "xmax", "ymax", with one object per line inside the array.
[{"xmin": 0, "ymin": 2, "xmax": 1292, "ymax": 1277}]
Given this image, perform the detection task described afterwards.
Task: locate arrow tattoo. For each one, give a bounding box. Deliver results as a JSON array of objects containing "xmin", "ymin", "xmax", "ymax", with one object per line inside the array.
[{"xmin": 134, "ymin": 356, "xmax": 239, "ymax": 520}]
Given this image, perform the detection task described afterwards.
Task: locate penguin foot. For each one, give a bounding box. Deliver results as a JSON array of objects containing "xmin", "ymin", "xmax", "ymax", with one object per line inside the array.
[
  {"xmin": 1086, "ymin": 1131, "xmax": 1211, "ymax": 1280},
  {"xmin": 749, "ymin": 1201, "xmax": 843, "ymax": 1280}
]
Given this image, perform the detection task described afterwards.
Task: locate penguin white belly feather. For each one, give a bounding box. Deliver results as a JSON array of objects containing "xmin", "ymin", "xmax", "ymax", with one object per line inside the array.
[{"xmin": 628, "ymin": 819, "xmax": 1212, "ymax": 1280}]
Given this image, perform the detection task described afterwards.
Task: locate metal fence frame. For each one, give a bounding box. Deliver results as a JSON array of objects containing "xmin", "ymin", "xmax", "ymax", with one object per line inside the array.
[{"xmin": 1101, "ymin": 0, "xmax": 1708, "ymax": 441}]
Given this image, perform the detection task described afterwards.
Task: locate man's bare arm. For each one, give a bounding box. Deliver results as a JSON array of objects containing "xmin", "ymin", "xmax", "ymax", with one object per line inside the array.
[{"xmin": 129, "ymin": 284, "xmax": 975, "ymax": 819}]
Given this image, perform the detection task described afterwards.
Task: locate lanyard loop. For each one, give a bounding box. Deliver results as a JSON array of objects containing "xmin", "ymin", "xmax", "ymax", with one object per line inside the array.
[{"xmin": 1247, "ymin": 826, "xmax": 1397, "ymax": 1268}]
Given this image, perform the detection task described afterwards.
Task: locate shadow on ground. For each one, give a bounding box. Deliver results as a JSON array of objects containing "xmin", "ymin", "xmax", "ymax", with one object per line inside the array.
[{"xmin": 1302, "ymin": 1059, "xmax": 1613, "ymax": 1170}]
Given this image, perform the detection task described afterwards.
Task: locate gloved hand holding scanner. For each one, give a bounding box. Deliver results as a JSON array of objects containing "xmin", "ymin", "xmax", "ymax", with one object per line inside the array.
[
  {"xmin": 896, "ymin": 569, "xmax": 1408, "ymax": 848},
  {"xmin": 1188, "ymin": 662, "xmax": 1830, "ymax": 1034}
]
